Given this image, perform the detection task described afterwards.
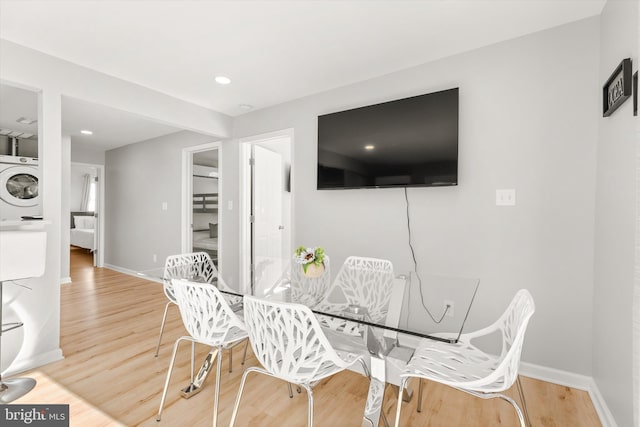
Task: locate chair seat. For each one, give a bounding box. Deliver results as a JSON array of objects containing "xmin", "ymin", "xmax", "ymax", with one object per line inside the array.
[
  {"xmin": 406, "ymin": 339, "xmax": 508, "ymax": 393},
  {"xmin": 221, "ymin": 326, "xmax": 249, "ymax": 347},
  {"xmin": 315, "ymin": 308, "xmax": 364, "ymax": 336},
  {"xmin": 287, "ymin": 351, "xmax": 361, "ymax": 384}
]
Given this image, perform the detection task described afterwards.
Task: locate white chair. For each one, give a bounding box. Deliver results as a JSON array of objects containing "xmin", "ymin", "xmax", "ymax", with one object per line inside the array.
[
  {"xmin": 156, "ymin": 279, "xmax": 248, "ymax": 427},
  {"xmin": 229, "ymin": 295, "xmax": 366, "ymax": 427},
  {"xmin": 316, "ymin": 256, "xmax": 395, "ymax": 335},
  {"xmin": 155, "ymin": 252, "xmax": 243, "ymax": 362},
  {"xmin": 394, "ymin": 289, "xmax": 535, "ymax": 427},
  {"xmin": 290, "ymin": 254, "xmax": 331, "ymax": 306}
]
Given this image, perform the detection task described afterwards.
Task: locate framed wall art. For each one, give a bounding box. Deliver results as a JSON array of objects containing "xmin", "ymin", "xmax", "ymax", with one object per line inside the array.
[{"xmin": 603, "ymin": 58, "xmax": 632, "ymax": 117}]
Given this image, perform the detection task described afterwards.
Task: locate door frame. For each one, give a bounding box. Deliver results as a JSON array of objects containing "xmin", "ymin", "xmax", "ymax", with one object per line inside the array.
[
  {"xmin": 238, "ymin": 128, "xmax": 294, "ymax": 295},
  {"xmin": 181, "ymin": 141, "xmax": 222, "ymax": 267},
  {"xmin": 70, "ymin": 161, "xmax": 105, "ymax": 268}
]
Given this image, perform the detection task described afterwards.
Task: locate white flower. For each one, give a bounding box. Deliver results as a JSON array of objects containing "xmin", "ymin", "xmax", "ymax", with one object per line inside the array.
[{"xmin": 294, "ymin": 247, "xmax": 316, "ymax": 265}]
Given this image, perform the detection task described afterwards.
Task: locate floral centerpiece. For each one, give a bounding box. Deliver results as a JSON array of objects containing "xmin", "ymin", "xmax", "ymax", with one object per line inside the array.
[{"xmin": 294, "ymin": 246, "xmax": 326, "ymax": 277}]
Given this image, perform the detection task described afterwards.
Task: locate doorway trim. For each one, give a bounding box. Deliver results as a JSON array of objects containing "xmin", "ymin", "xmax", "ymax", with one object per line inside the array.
[
  {"xmin": 238, "ymin": 128, "xmax": 294, "ymax": 295},
  {"xmin": 181, "ymin": 141, "xmax": 222, "ymax": 268}
]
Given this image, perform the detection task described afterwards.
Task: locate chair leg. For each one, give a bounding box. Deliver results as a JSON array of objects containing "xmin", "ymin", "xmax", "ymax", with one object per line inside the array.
[
  {"xmin": 300, "ymin": 384, "xmax": 313, "ymax": 427},
  {"xmin": 190, "ymin": 341, "xmax": 195, "ymax": 385},
  {"xmin": 497, "ymin": 394, "xmax": 526, "ymax": 427},
  {"xmin": 212, "ymin": 348, "xmax": 223, "ymax": 427},
  {"xmin": 230, "ymin": 367, "xmax": 259, "ymax": 427},
  {"xmin": 154, "ymin": 301, "xmax": 172, "ymax": 357},
  {"xmin": 416, "ymin": 378, "xmax": 423, "ymax": 413},
  {"xmin": 157, "ymin": 337, "xmax": 186, "ymax": 421},
  {"xmin": 394, "ymin": 378, "xmax": 408, "ymax": 427},
  {"xmin": 228, "ymin": 347, "xmax": 233, "ymax": 373},
  {"xmin": 381, "ymin": 408, "xmax": 390, "ymax": 427},
  {"xmin": 516, "ymin": 376, "xmax": 532, "ymax": 427},
  {"xmin": 241, "ymin": 340, "xmax": 249, "ymax": 365}
]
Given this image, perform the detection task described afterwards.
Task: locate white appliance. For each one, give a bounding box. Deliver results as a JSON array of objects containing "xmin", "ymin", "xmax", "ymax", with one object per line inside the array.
[{"xmin": 0, "ymin": 155, "xmax": 41, "ymax": 221}]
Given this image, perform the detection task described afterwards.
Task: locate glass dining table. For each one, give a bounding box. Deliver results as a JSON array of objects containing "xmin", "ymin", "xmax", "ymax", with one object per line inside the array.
[{"xmin": 138, "ymin": 265, "xmax": 479, "ymax": 427}]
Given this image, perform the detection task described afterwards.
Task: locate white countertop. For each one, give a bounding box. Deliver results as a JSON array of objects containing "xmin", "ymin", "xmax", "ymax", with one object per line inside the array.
[{"xmin": 0, "ymin": 219, "xmax": 51, "ymax": 230}]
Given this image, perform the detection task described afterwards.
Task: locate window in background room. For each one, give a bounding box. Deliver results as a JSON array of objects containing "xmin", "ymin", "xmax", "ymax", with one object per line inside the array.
[{"xmin": 87, "ymin": 180, "xmax": 97, "ymax": 212}]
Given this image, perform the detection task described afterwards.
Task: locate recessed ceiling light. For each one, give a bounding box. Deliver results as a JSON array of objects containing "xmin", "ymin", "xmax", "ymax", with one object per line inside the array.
[
  {"xmin": 364, "ymin": 145, "xmax": 375, "ymax": 150},
  {"xmin": 81, "ymin": 130, "xmax": 93, "ymax": 135},
  {"xmin": 238, "ymin": 104, "xmax": 253, "ymax": 111},
  {"xmin": 215, "ymin": 76, "xmax": 231, "ymax": 85},
  {"xmin": 16, "ymin": 117, "xmax": 37, "ymax": 125}
]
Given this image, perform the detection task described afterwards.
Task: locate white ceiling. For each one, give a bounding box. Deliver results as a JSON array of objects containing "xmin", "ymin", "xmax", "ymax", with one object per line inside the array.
[
  {"xmin": 61, "ymin": 97, "xmax": 182, "ymax": 151},
  {"xmin": 0, "ymin": 0, "xmax": 606, "ymax": 117}
]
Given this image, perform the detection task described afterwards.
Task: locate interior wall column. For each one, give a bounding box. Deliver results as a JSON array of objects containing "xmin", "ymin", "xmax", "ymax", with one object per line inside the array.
[{"xmin": 5, "ymin": 88, "xmax": 66, "ymax": 372}]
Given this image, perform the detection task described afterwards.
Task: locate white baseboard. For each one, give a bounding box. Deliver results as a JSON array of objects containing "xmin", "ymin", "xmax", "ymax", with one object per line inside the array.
[
  {"xmin": 519, "ymin": 361, "xmax": 592, "ymax": 390},
  {"xmin": 60, "ymin": 277, "xmax": 72, "ymax": 285},
  {"xmin": 519, "ymin": 361, "xmax": 617, "ymax": 427},
  {"xmin": 5, "ymin": 348, "xmax": 64, "ymax": 377},
  {"xmin": 586, "ymin": 378, "xmax": 618, "ymax": 427},
  {"xmin": 104, "ymin": 263, "xmax": 162, "ymax": 284}
]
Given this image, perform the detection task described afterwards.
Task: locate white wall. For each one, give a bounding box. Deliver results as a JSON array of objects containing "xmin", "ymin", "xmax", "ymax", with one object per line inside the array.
[
  {"xmin": 231, "ymin": 18, "xmax": 600, "ymax": 375},
  {"xmin": 593, "ymin": 1, "xmax": 639, "ymax": 426},
  {"xmin": 71, "ymin": 143, "xmax": 105, "ymax": 165},
  {"xmin": 60, "ymin": 135, "xmax": 71, "ymax": 284},
  {"xmin": 105, "ymin": 130, "xmax": 216, "ymax": 271}
]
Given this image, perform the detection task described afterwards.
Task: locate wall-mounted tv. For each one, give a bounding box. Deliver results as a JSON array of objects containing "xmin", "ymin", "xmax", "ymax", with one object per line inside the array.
[{"xmin": 317, "ymin": 87, "xmax": 459, "ymax": 190}]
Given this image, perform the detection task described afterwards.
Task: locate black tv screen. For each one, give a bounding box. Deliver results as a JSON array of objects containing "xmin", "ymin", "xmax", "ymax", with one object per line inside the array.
[{"xmin": 317, "ymin": 87, "xmax": 459, "ymax": 189}]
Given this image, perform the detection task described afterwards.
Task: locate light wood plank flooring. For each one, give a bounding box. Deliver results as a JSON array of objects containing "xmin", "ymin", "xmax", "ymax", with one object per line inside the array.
[{"xmin": 12, "ymin": 248, "xmax": 601, "ymax": 426}]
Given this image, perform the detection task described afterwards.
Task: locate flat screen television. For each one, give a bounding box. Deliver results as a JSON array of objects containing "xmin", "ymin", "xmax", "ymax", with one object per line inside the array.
[{"xmin": 317, "ymin": 87, "xmax": 459, "ymax": 189}]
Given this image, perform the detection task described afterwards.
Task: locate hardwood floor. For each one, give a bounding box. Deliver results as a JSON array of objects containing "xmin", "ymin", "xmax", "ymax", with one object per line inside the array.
[{"xmin": 13, "ymin": 253, "xmax": 601, "ymax": 426}]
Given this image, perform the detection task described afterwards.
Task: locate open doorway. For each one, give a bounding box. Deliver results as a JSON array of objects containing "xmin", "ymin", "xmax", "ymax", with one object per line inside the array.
[
  {"xmin": 182, "ymin": 142, "xmax": 221, "ymax": 267},
  {"xmin": 239, "ymin": 130, "xmax": 293, "ymax": 296},
  {"xmin": 69, "ymin": 162, "xmax": 104, "ymax": 271}
]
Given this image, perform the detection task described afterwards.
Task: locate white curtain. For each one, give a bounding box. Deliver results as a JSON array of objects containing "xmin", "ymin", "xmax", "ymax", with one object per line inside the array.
[{"xmin": 80, "ymin": 173, "xmax": 91, "ymax": 211}]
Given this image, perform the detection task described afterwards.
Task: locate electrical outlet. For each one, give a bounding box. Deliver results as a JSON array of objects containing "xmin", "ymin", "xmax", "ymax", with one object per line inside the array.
[
  {"xmin": 444, "ymin": 300, "xmax": 455, "ymax": 317},
  {"xmin": 153, "ymin": 254, "xmax": 157, "ymax": 263},
  {"xmin": 496, "ymin": 189, "xmax": 516, "ymax": 206}
]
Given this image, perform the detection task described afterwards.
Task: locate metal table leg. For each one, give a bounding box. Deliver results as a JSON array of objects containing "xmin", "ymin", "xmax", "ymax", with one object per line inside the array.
[
  {"xmin": 361, "ymin": 326, "xmax": 397, "ymax": 427},
  {"xmin": 362, "ymin": 355, "xmax": 386, "ymax": 427},
  {"xmin": 180, "ymin": 348, "xmax": 218, "ymax": 398}
]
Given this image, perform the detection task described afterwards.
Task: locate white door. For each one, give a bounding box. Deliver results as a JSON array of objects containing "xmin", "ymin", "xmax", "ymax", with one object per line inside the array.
[{"xmin": 252, "ymin": 145, "xmax": 284, "ymax": 296}]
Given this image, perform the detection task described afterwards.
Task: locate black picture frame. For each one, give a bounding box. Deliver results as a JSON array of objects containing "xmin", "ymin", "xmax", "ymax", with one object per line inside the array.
[
  {"xmin": 634, "ymin": 71, "xmax": 638, "ymax": 117},
  {"xmin": 603, "ymin": 58, "xmax": 632, "ymax": 117}
]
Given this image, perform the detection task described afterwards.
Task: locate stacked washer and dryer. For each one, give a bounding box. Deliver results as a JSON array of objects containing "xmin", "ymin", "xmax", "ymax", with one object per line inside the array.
[{"xmin": 0, "ymin": 135, "xmax": 41, "ymax": 221}]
